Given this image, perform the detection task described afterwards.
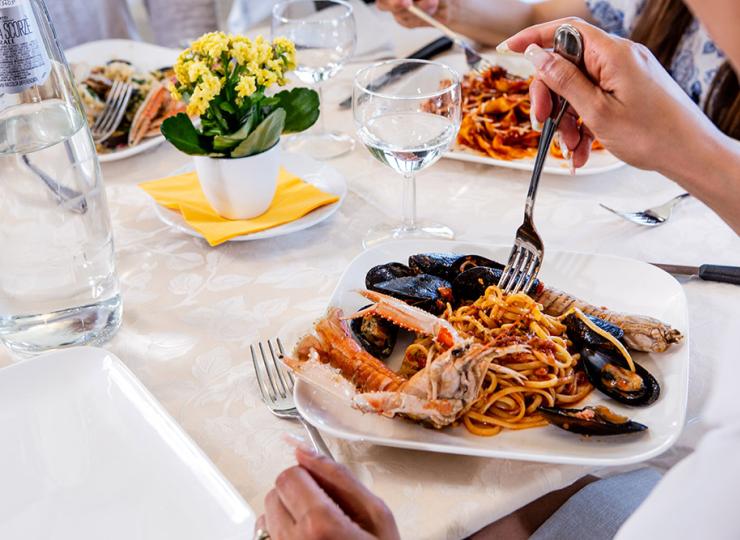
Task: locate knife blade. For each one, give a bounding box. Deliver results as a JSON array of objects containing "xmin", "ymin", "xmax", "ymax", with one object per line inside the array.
[
  {"xmin": 651, "ymin": 263, "xmax": 740, "ymax": 285},
  {"xmin": 338, "ymin": 36, "xmax": 454, "ymax": 110}
]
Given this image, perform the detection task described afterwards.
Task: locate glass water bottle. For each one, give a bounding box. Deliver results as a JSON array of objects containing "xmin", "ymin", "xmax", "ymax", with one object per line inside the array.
[{"xmin": 0, "ymin": 0, "xmax": 122, "ymax": 355}]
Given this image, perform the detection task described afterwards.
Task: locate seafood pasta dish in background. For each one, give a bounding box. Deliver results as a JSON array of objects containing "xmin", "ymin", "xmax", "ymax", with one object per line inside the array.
[
  {"xmin": 287, "ymin": 252, "xmax": 682, "ymax": 440},
  {"xmin": 73, "ymin": 61, "xmax": 184, "ymax": 154},
  {"xmin": 426, "ymin": 66, "xmax": 603, "ymax": 161}
]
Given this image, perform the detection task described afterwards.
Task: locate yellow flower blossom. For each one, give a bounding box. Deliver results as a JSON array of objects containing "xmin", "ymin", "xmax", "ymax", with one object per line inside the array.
[
  {"xmin": 236, "ymin": 75, "xmax": 256, "ymax": 98},
  {"xmin": 174, "ymin": 50, "xmax": 192, "ymax": 84},
  {"xmin": 186, "ymin": 72, "xmax": 221, "ymax": 117},
  {"xmin": 191, "ymin": 31, "xmax": 230, "ymax": 60},
  {"xmin": 168, "ymin": 83, "xmax": 181, "ymax": 101},
  {"xmin": 170, "ymin": 32, "xmax": 300, "ymax": 116},
  {"xmin": 231, "ymin": 38, "xmax": 254, "ymax": 66},
  {"xmin": 256, "ymin": 68, "xmax": 278, "ymax": 88},
  {"xmin": 253, "ymin": 36, "xmax": 272, "ymax": 64},
  {"xmin": 187, "ymin": 61, "xmax": 210, "ymax": 82}
]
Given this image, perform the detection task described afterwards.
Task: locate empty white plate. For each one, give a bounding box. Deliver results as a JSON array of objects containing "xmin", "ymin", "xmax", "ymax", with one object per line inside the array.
[{"xmin": 0, "ymin": 347, "xmax": 254, "ymax": 540}]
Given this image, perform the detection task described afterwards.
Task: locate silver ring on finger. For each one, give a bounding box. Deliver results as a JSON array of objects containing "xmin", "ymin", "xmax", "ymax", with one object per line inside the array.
[{"xmin": 254, "ymin": 528, "xmax": 271, "ymax": 540}]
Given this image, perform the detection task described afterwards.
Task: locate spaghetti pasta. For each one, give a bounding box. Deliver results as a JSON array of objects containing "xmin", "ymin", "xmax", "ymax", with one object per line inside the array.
[
  {"xmin": 401, "ymin": 285, "xmax": 595, "ymax": 436},
  {"xmin": 425, "ymin": 66, "xmax": 603, "ymax": 161}
]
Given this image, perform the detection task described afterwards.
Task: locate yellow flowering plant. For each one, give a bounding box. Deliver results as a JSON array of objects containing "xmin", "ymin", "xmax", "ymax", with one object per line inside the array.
[{"xmin": 161, "ymin": 32, "xmax": 319, "ymax": 158}]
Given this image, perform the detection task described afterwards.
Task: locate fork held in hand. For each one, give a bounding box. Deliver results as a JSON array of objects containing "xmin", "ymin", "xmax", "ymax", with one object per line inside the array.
[
  {"xmin": 91, "ymin": 79, "xmax": 133, "ymax": 144},
  {"xmin": 406, "ymin": 5, "xmax": 493, "ymax": 73},
  {"xmin": 250, "ymin": 338, "xmax": 334, "ymax": 459},
  {"xmin": 498, "ymin": 25, "xmax": 584, "ymax": 295}
]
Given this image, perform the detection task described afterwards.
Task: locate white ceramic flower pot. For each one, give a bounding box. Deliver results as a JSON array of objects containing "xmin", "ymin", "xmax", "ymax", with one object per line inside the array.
[{"xmin": 194, "ymin": 143, "xmax": 280, "ymax": 220}]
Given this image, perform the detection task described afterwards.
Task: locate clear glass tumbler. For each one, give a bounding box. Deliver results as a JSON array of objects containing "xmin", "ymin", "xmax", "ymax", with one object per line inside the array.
[{"xmin": 0, "ymin": 0, "xmax": 122, "ymax": 355}]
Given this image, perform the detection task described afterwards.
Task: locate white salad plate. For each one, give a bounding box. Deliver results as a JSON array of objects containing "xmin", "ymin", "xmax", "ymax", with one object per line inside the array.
[
  {"xmin": 66, "ymin": 39, "xmax": 179, "ymax": 162},
  {"xmin": 438, "ymin": 53, "xmax": 625, "ymax": 176},
  {"xmin": 152, "ymin": 151, "xmax": 347, "ymax": 242},
  {"xmin": 0, "ymin": 347, "xmax": 255, "ymax": 540},
  {"xmin": 294, "ymin": 239, "xmax": 689, "ymax": 466}
]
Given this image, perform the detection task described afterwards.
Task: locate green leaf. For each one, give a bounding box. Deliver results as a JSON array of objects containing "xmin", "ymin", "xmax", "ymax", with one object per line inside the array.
[
  {"xmin": 273, "ymin": 88, "xmax": 320, "ymax": 133},
  {"xmin": 212, "ymin": 114, "xmax": 255, "ymax": 152},
  {"xmin": 160, "ymin": 113, "xmax": 209, "ymax": 156},
  {"xmin": 219, "ymin": 101, "xmax": 236, "ymax": 114},
  {"xmin": 231, "ymin": 108, "xmax": 286, "ymax": 158}
]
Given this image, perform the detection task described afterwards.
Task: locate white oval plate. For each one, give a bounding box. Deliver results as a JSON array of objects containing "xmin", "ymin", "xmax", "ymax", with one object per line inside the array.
[
  {"xmin": 0, "ymin": 347, "xmax": 255, "ymax": 539},
  {"xmin": 437, "ymin": 53, "xmax": 625, "ymax": 176},
  {"xmin": 293, "ymin": 239, "xmax": 689, "ymax": 466},
  {"xmin": 66, "ymin": 39, "xmax": 180, "ymax": 162},
  {"xmin": 151, "ymin": 152, "xmax": 347, "ymax": 242}
]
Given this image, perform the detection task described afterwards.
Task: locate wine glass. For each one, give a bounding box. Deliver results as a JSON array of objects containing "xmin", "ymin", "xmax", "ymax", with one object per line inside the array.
[
  {"xmin": 272, "ymin": 0, "xmax": 357, "ymax": 160},
  {"xmin": 353, "ymin": 60, "xmax": 461, "ymax": 247}
]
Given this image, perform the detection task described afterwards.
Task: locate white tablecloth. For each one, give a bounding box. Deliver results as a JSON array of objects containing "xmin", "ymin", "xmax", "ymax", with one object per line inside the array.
[{"xmin": 2, "ymin": 24, "xmax": 739, "ymax": 540}]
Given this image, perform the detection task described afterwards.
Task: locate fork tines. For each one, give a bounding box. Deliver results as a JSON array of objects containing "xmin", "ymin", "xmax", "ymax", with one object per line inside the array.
[
  {"xmin": 250, "ymin": 338, "xmax": 294, "ymax": 405},
  {"xmin": 498, "ymin": 241, "xmax": 542, "ymax": 295},
  {"xmin": 91, "ymin": 79, "xmax": 133, "ymax": 143}
]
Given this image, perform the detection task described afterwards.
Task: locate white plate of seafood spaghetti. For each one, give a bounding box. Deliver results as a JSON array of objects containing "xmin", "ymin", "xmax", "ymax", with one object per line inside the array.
[
  {"xmin": 287, "ymin": 240, "xmax": 689, "ymax": 466},
  {"xmin": 66, "ymin": 40, "xmax": 180, "ymax": 162}
]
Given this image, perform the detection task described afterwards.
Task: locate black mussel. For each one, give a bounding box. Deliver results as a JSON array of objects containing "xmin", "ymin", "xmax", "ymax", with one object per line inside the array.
[
  {"xmin": 564, "ymin": 313, "xmax": 625, "ymax": 353},
  {"xmin": 372, "ymin": 274, "xmax": 454, "ymax": 314},
  {"xmin": 408, "ymin": 253, "xmax": 460, "ymax": 279},
  {"xmin": 448, "ymin": 255, "xmax": 504, "ymax": 278},
  {"xmin": 350, "ymin": 306, "xmax": 398, "ymax": 359},
  {"xmin": 539, "ymin": 405, "xmax": 648, "ymax": 436},
  {"xmin": 563, "ymin": 313, "xmax": 624, "ymax": 349},
  {"xmin": 452, "ymin": 266, "xmax": 541, "ymax": 301},
  {"xmin": 581, "ymin": 347, "xmax": 660, "ymax": 406},
  {"xmin": 366, "ymin": 263, "xmax": 415, "ymax": 290}
]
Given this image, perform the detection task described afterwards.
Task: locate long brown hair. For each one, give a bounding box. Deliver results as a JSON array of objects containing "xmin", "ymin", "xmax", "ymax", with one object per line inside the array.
[{"xmin": 631, "ymin": 0, "xmax": 740, "ymax": 139}]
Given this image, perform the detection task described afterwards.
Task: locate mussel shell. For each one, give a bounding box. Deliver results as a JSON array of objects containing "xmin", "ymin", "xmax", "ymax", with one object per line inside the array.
[
  {"xmin": 372, "ymin": 274, "xmax": 453, "ymax": 313},
  {"xmin": 366, "ymin": 262, "xmax": 415, "ymax": 290},
  {"xmin": 539, "ymin": 406, "xmax": 648, "ymax": 436},
  {"xmin": 564, "ymin": 313, "xmax": 624, "ymax": 352},
  {"xmin": 350, "ymin": 306, "xmax": 398, "ymax": 359},
  {"xmin": 452, "ymin": 266, "xmax": 540, "ymax": 301},
  {"xmin": 408, "ymin": 253, "xmax": 459, "ymax": 279},
  {"xmin": 448, "ymin": 255, "xmax": 504, "ymax": 278},
  {"xmin": 581, "ymin": 347, "xmax": 660, "ymax": 406}
]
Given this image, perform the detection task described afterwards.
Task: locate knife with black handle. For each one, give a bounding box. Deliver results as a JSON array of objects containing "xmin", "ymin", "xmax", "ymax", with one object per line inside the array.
[
  {"xmin": 338, "ymin": 36, "xmax": 454, "ymax": 110},
  {"xmin": 652, "ymin": 263, "xmax": 740, "ymax": 285}
]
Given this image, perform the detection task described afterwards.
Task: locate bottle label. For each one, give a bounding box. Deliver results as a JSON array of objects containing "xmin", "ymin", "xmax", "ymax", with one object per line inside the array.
[{"xmin": 0, "ymin": 0, "xmax": 51, "ymax": 94}]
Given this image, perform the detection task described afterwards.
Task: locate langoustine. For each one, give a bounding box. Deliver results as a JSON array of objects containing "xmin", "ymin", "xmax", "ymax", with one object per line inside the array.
[
  {"xmin": 284, "ymin": 290, "xmax": 529, "ymax": 428},
  {"xmin": 534, "ymin": 286, "xmax": 682, "ymax": 353}
]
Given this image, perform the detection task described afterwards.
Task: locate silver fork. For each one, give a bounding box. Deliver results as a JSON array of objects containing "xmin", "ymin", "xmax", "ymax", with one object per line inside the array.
[
  {"xmin": 91, "ymin": 79, "xmax": 133, "ymax": 143},
  {"xmin": 498, "ymin": 25, "xmax": 584, "ymax": 295},
  {"xmin": 250, "ymin": 338, "xmax": 334, "ymax": 459},
  {"xmin": 599, "ymin": 193, "xmax": 691, "ymax": 227},
  {"xmin": 407, "ymin": 5, "xmax": 493, "ymax": 73}
]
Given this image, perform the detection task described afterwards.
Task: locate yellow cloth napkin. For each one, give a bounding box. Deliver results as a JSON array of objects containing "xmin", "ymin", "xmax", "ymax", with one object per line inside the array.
[{"xmin": 139, "ymin": 167, "xmax": 339, "ymax": 246}]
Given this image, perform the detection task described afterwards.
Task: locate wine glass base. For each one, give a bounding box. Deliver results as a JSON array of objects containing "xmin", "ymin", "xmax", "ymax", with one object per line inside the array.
[
  {"xmin": 362, "ymin": 222, "xmax": 455, "ymax": 248},
  {"xmin": 282, "ymin": 131, "xmax": 355, "ymax": 160}
]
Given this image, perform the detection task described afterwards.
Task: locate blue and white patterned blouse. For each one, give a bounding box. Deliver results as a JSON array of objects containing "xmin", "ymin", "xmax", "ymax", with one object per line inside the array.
[{"xmin": 586, "ymin": 0, "xmax": 725, "ymax": 106}]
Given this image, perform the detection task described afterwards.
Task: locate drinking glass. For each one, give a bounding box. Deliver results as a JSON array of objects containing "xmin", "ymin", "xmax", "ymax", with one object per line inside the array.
[
  {"xmin": 272, "ymin": 0, "xmax": 357, "ymax": 160},
  {"xmin": 353, "ymin": 60, "xmax": 461, "ymax": 247}
]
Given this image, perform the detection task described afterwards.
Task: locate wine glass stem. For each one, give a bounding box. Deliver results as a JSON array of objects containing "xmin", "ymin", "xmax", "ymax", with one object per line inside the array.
[
  {"xmin": 316, "ymin": 83, "xmax": 327, "ymax": 135},
  {"xmin": 402, "ymin": 172, "xmax": 417, "ymax": 231}
]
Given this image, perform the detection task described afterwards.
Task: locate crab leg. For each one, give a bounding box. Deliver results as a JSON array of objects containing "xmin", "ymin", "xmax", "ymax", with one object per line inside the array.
[{"xmin": 351, "ymin": 289, "xmax": 462, "ymax": 349}]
